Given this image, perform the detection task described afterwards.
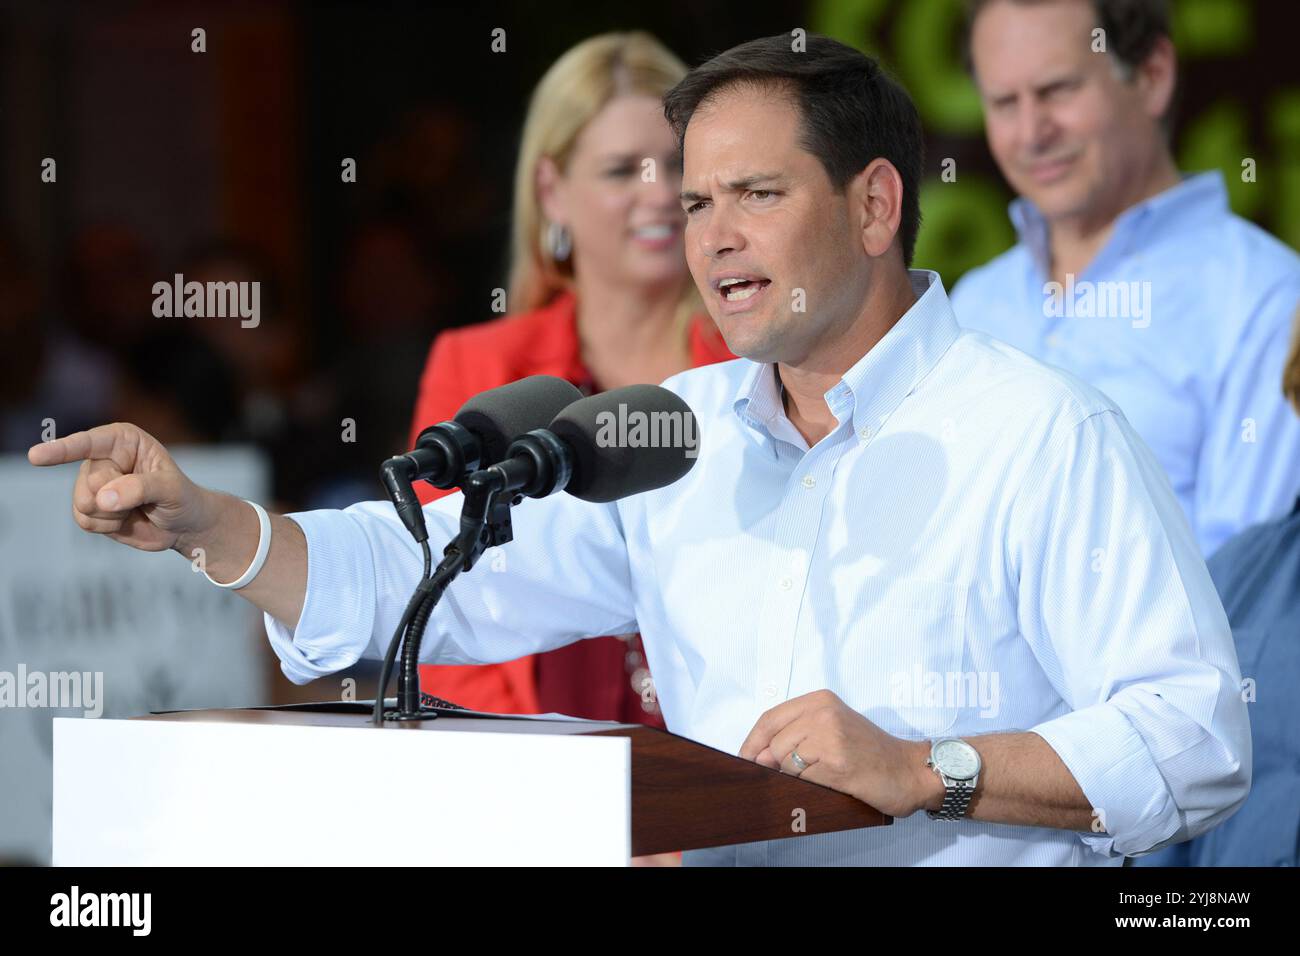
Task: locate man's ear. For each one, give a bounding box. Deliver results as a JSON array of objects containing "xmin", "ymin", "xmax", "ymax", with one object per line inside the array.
[
  {"xmin": 1134, "ymin": 35, "xmax": 1177, "ymax": 125},
  {"xmin": 536, "ymin": 155, "xmax": 567, "ymax": 225},
  {"xmin": 852, "ymin": 158, "xmax": 904, "ymax": 260}
]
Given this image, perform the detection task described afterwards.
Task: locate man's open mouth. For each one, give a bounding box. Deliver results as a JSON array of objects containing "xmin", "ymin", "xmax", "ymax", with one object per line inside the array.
[{"xmin": 717, "ymin": 277, "xmax": 772, "ymax": 302}]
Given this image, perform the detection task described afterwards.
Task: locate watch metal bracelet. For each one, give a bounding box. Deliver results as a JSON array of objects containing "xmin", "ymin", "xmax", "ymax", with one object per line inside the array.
[{"xmin": 927, "ymin": 777, "xmax": 976, "ymax": 821}]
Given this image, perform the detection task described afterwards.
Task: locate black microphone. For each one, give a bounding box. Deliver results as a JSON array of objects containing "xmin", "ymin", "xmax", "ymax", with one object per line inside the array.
[
  {"xmin": 483, "ymin": 384, "xmax": 700, "ymax": 505},
  {"xmin": 381, "ymin": 375, "xmax": 583, "ymax": 542},
  {"xmin": 386, "ymin": 384, "xmax": 699, "ymax": 722}
]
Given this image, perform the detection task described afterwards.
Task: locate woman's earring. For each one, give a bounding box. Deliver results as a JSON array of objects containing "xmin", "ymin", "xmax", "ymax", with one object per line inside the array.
[{"xmin": 546, "ymin": 221, "xmax": 572, "ymax": 262}]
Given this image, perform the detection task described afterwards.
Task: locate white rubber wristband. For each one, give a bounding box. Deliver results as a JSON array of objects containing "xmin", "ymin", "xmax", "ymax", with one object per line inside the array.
[{"xmin": 203, "ymin": 499, "xmax": 271, "ymax": 590}]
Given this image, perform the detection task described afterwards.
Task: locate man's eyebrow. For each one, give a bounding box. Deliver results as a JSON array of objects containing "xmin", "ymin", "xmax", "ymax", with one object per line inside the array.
[
  {"xmin": 981, "ymin": 69, "xmax": 1083, "ymax": 101},
  {"xmin": 984, "ymin": 71, "xmax": 1081, "ymax": 101},
  {"xmin": 679, "ymin": 172, "xmax": 786, "ymax": 203},
  {"xmin": 1033, "ymin": 72, "xmax": 1082, "ymax": 93}
]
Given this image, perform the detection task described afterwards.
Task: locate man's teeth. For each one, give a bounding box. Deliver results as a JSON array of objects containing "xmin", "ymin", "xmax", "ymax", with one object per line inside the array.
[{"xmin": 721, "ymin": 279, "xmax": 765, "ymax": 301}]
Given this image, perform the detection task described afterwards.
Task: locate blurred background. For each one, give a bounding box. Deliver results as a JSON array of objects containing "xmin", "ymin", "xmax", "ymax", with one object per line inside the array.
[
  {"xmin": 0, "ymin": 0, "xmax": 1294, "ymax": 861},
  {"xmin": 3, "ymin": 0, "xmax": 1295, "ymax": 500}
]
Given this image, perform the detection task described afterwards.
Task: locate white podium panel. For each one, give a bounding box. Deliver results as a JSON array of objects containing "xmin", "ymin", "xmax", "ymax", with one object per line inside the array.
[{"xmin": 53, "ymin": 716, "xmax": 631, "ymax": 865}]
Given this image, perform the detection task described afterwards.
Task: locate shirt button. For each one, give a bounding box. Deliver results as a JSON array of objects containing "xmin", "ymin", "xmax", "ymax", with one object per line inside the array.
[
  {"xmin": 801, "ymin": 475, "xmax": 816, "ymax": 489},
  {"xmin": 1045, "ymin": 333, "xmax": 1063, "ymax": 349},
  {"xmin": 858, "ymin": 424, "xmax": 872, "ymax": 440},
  {"xmin": 763, "ymin": 683, "xmax": 779, "ymax": 699},
  {"xmin": 779, "ymin": 576, "xmax": 793, "ymax": 590}
]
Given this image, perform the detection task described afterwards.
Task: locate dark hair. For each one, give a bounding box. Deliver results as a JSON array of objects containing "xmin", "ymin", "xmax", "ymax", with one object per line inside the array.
[
  {"xmin": 962, "ymin": 0, "xmax": 1170, "ymax": 78},
  {"xmin": 663, "ymin": 34, "xmax": 924, "ymax": 268}
]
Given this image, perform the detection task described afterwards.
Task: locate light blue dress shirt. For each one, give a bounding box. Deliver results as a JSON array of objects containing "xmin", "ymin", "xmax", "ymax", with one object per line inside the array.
[
  {"xmin": 950, "ymin": 171, "xmax": 1300, "ymax": 558},
  {"xmin": 1134, "ymin": 495, "xmax": 1300, "ymax": 867},
  {"xmin": 264, "ymin": 271, "xmax": 1250, "ymax": 866}
]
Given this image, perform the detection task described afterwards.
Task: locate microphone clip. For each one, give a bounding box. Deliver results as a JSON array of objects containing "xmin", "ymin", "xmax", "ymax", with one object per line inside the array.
[{"xmin": 452, "ymin": 467, "xmax": 520, "ymax": 571}]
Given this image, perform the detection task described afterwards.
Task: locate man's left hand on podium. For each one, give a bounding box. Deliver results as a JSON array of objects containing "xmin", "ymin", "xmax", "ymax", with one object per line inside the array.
[{"xmin": 738, "ymin": 689, "xmax": 942, "ymax": 818}]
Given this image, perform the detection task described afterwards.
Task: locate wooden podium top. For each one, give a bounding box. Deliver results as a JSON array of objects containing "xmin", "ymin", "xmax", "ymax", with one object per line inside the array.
[{"xmin": 141, "ymin": 703, "xmax": 891, "ymax": 856}]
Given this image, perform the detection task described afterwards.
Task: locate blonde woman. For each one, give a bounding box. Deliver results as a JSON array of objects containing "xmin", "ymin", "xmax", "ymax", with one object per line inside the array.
[{"xmin": 409, "ymin": 32, "xmax": 732, "ymax": 724}]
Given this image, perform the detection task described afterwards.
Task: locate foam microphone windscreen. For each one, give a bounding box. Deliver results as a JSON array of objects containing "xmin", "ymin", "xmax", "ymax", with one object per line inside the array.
[
  {"xmin": 549, "ymin": 384, "xmax": 699, "ymax": 503},
  {"xmin": 454, "ymin": 375, "xmax": 584, "ymax": 465}
]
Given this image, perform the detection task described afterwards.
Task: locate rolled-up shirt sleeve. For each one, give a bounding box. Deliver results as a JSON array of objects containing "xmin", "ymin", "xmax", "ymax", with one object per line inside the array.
[
  {"xmin": 1009, "ymin": 406, "xmax": 1252, "ymax": 858},
  {"xmin": 263, "ymin": 489, "xmax": 639, "ymax": 685}
]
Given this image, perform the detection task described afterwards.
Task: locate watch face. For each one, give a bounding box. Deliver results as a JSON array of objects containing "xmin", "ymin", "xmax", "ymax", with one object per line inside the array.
[{"xmin": 933, "ymin": 738, "xmax": 980, "ymax": 780}]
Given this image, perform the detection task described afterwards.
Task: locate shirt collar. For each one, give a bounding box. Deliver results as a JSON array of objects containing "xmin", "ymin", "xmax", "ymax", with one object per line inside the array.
[
  {"xmin": 1009, "ymin": 170, "xmax": 1229, "ymax": 279},
  {"xmin": 733, "ymin": 269, "xmax": 961, "ymax": 453}
]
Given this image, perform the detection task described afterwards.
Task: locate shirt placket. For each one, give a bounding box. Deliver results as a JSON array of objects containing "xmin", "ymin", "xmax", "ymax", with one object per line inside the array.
[
  {"xmin": 742, "ymin": 404, "xmax": 846, "ymax": 868},
  {"xmin": 1030, "ymin": 257, "xmax": 1068, "ymax": 356},
  {"xmin": 752, "ymin": 412, "xmax": 846, "ymax": 713}
]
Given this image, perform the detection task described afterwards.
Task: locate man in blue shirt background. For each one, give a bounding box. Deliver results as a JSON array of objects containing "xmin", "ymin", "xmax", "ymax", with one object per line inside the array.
[
  {"xmin": 951, "ymin": 0, "xmax": 1300, "ymax": 558},
  {"xmin": 1135, "ymin": 312, "xmax": 1300, "ymax": 867}
]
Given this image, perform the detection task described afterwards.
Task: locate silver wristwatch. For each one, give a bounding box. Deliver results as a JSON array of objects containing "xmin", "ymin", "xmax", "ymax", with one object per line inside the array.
[{"xmin": 925, "ymin": 737, "xmax": 981, "ymax": 821}]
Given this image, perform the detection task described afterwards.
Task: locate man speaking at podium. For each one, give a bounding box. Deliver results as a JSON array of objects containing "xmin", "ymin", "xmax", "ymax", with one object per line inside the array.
[{"xmin": 30, "ymin": 34, "xmax": 1248, "ymax": 866}]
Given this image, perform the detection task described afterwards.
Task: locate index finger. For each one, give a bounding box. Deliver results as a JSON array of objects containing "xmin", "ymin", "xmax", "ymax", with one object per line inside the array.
[
  {"xmin": 738, "ymin": 691, "xmax": 821, "ymax": 761},
  {"xmin": 27, "ymin": 424, "xmax": 133, "ymax": 468}
]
